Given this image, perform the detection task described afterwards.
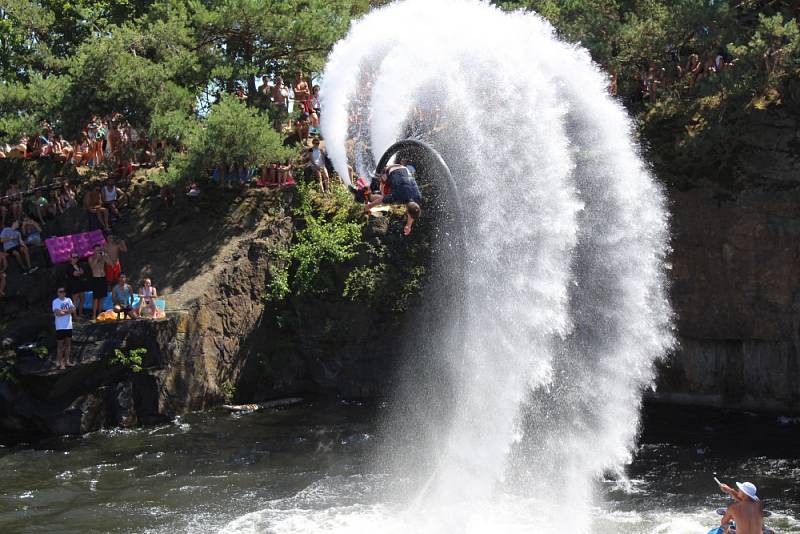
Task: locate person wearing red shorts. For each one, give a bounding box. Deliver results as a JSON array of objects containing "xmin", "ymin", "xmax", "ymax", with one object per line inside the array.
[{"xmin": 103, "ymin": 235, "xmax": 127, "ymax": 285}]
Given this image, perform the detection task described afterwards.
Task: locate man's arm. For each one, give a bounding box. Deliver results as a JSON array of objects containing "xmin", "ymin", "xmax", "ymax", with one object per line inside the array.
[{"xmin": 720, "ymin": 504, "xmax": 735, "ymax": 529}]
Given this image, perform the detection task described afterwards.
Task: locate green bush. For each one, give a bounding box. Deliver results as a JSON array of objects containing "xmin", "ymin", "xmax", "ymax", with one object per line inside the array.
[
  {"xmin": 267, "ymin": 181, "xmax": 365, "ymax": 300},
  {"xmin": 110, "ymin": 347, "xmax": 148, "ymax": 373}
]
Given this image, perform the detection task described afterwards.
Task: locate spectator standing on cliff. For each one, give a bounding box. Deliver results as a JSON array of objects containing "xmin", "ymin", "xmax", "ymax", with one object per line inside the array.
[
  {"xmin": 307, "ymin": 138, "xmax": 330, "ymax": 193},
  {"xmin": 103, "ymin": 235, "xmax": 127, "ymax": 286},
  {"xmin": 293, "ymin": 71, "xmax": 311, "ymax": 111},
  {"xmin": 270, "ymin": 76, "xmax": 290, "ymax": 130},
  {"xmin": 52, "ymin": 287, "xmax": 76, "ymax": 369},
  {"xmin": 88, "ymin": 244, "xmax": 108, "ymax": 320},
  {"xmin": 65, "ymin": 252, "xmax": 87, "ymax": 317}
]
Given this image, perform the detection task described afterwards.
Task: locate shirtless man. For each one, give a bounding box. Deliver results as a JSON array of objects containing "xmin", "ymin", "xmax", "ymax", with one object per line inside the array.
[
  {"xmin": 83, "ymin": 185, "xmax": 110, "ymax": 231},
  {"xmin": 103, "ymin": 235, "xmax": 127, "ymax": 286},
  {"xmin": 719, "ymin": 481, "xmax": 763, "ymax": 534},
  {"xmin": 293, "ymin": 71, "xmax": 310, "ymax": 110},
  {"xmin": 270, "ymin": 76, "xmax": 290, "ymax": 130},
  {"xmin": 271, "ymin": 76, "xmax": 289, "ymax": 108},
  {"xmin": 88, "ymin": 244, "xmax": 109, "ymax": 320}
]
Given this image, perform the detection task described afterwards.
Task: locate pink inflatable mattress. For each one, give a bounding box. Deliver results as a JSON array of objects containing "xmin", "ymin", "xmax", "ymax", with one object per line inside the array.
[{"xmin": 45, "ymin": 230, "xmax": 106, "ymax": 264}]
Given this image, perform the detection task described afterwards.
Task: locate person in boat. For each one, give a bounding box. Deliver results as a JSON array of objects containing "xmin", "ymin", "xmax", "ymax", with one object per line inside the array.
[
  {"xmin": 719, "ymin": 481, "xmax": 763, "ymax": 534},
  {"xmin": 364, "ymin": 163, "xmax": 422, "ymax": 236}
]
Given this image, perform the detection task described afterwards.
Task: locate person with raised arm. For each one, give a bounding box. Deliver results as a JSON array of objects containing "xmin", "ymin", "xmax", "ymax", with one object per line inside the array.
[{"xmin": 718, "ymin": 481, "xmax": 763, "ymax": 534}]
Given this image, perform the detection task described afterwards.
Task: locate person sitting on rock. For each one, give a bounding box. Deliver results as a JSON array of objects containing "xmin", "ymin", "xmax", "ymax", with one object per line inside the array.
[
  {"xmin": 20, "ymin": 215, "xmax": 43, "ymax": 246},
  {"xmin": 364, "ymin": 163, "xmax": 422, "ymax": 235},
  {"xmin": 186, "ymin": 182, "xmax": 201, "ymax": 198},
  {"xmin": 83, "ymin": 185, "xmax": 110, "ymax": 232},
  {"xmin": 138, "ymin": 278, "xmax": 162, "ymax": 319},
  {"xmin": 5, "ymin": 180, "xmax": 23, "ymax": 221},
  {"xmin": 101, "ymin": 178, "xmax": 125, "ymax": 220},
  {"xmin": 60, "ymin": 182, "xmax": 77, "ymax": 209},
  {"xmin": 1, "ymin": 220, "xmax": 36, "ymax": 274},
  {"xmin": 112, "ymin": 273, "xmax": 136, "ymax": 319}
]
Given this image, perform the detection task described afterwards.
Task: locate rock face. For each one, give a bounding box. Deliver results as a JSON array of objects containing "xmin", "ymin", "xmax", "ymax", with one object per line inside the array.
[
  {"xmin": 654, "ymin": 178, "xmax": 800, "ymax": 413},
  {"xmin": 1, "ymin": 185, "xmax": 408, "ymax": 441}
]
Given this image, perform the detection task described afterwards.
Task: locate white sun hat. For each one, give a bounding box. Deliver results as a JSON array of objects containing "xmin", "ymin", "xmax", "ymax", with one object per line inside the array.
[{"xmin": 736, "ymin": 481, "xmax": 759, "ymax": 501}]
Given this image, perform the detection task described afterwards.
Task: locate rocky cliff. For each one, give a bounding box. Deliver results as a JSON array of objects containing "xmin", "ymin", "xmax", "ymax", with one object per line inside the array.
[{"xmin": 652, "ymin": 105, "xmax": 800, "ymax": 413}]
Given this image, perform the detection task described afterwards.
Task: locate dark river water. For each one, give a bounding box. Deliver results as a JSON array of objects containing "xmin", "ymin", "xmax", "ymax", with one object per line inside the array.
[{"xmin": 1, "ymin": 401, "xmax": 798, "ymax": 533}]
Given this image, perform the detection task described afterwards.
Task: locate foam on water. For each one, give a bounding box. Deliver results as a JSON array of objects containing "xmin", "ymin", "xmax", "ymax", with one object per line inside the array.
[{"xmin": 228, "ymin": 0, "xmax": 674, "ymax": 531}]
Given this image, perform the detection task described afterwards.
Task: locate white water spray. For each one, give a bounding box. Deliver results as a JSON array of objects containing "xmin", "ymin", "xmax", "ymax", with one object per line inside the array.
[{"xmin": 228, "ymin": 1, "xmax": 674, "ymax": 532}]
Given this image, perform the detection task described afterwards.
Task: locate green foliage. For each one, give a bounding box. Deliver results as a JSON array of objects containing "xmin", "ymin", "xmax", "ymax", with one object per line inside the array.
[
  {"xmin": 110, "ymin": 347, "xmax": 148, "ymax": 372},
  {"xmin": 288, "ymin": 182, "xmax": 364, "ymax": 296},
  {"xmin": 343, "ymin": 261, "xmax": 426, "ymax": 312},
  {"xmin": 32, "ymin": 346, "xmax": 49, "ymax": 359},
  {"xmin": 194, "ymin": 94, "xmax": 291, "ymax": 169},
  {"xmin": 266, "ymin": 181, "xmax": 365, "ymax": 301},
  {"xmin": 0, "ymin": 0, "xmax": 370, "ymax": 142},
  {"xmin": 497, "ymin": 0, "xmax": 800, "ymax": 189},
  {"xmin": 0, "ymin": 357, "xmax": 18, "ymax": 384},
  {"xmin": 153, "ymin": 94, "xmax": 295, "ymax": 185},
  {"xmin": 219, "ymin": 380, "xmax": 236, "ymax": 403}
]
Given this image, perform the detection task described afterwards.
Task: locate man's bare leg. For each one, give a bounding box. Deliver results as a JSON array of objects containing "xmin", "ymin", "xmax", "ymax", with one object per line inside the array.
[{"xmin": 64, "ymin": 337, "xmax": 73, "ymax": 366}]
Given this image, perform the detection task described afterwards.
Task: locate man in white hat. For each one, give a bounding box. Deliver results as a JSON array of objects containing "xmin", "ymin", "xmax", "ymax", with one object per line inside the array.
[{"xmin": 719, "ymin": 481, "xmax": 763, "ymax": 533}]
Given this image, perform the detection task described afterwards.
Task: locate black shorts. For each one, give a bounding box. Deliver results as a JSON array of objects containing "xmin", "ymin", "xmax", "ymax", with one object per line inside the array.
[
  {"xmin": 91, "ymin": 276, "xmax": 107, "ymax": 298},
  {"xmin": 4, "ymin": 245, "xmax": 20, "ymax": 255},
  {"xmin": 56, "ymin": 329, "xmax": 72, "ymax": 340}
]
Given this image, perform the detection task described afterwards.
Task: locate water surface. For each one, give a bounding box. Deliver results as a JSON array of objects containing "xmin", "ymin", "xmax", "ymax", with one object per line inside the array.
[{"xmin": 1, "ymin": 401, "xmax": 797, "ymax": 533}]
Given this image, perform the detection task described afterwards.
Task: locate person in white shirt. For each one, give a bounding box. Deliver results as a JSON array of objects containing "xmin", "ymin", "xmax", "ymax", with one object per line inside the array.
[
  {"xmin": 52, "ymin": 287, "xmax": 77, "ymax": 369},
  {"xmin": 102, "ymin": 177, "xmax": 124, "ymax": 219},
  {"xmin": 307, "ymin": 138, "xmax": 330, "ymax": 193}
]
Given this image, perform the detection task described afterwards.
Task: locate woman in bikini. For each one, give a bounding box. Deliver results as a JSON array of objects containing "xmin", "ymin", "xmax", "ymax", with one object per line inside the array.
[{"xmin": 138, "ymin": 278, "xmax": 160, "ymax": 319}]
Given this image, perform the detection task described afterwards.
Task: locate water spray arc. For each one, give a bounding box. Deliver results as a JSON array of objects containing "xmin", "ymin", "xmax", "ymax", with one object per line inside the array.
[{"xmin": 318, "ymin": 0, "xmax": 675, "ymax": 530}]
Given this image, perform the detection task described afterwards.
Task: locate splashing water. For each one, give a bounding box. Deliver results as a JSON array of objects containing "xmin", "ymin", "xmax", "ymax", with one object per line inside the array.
[{"xmin": 236, "ymin": 0, "xmax": 674, "ymax": 531}]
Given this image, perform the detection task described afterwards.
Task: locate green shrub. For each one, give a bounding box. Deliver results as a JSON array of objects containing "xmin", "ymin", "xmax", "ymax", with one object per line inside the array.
[
  {"xmin": 219, "ymin": 381, "xmax": 236, "ymax": 403},
  {"xmin": 0, "ymin": 358, "xmax": 18, "ymax": 385},
  {"xmin": 110, "ymin": 347, "xmax": 148, "ymax": 373},
  {"xmin": 267, "ymin": 181, "xmax": 365, "ymax": 300}
]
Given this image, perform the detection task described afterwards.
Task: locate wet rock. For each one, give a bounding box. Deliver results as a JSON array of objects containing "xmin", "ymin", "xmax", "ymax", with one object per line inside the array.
[
  {"xmin": 69, "ymin": 389, "xmax": 106, "ymax": 434},
  {"xmin": 110, "ymin": 381, "xmax": 137, "ymax": 427}
]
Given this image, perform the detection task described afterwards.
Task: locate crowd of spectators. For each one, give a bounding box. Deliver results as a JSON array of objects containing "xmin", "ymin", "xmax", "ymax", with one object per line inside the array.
[
  {"xmin": 614, "ymin": 34, "xmax": 792, "ymax": 106},
  {"xmin": 0, "ymin": 115, "xmax": 157, "ymax": 176},
  {"xmin": 609, "ymin": 47, "xmax": 740, "ymax": 105}
]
